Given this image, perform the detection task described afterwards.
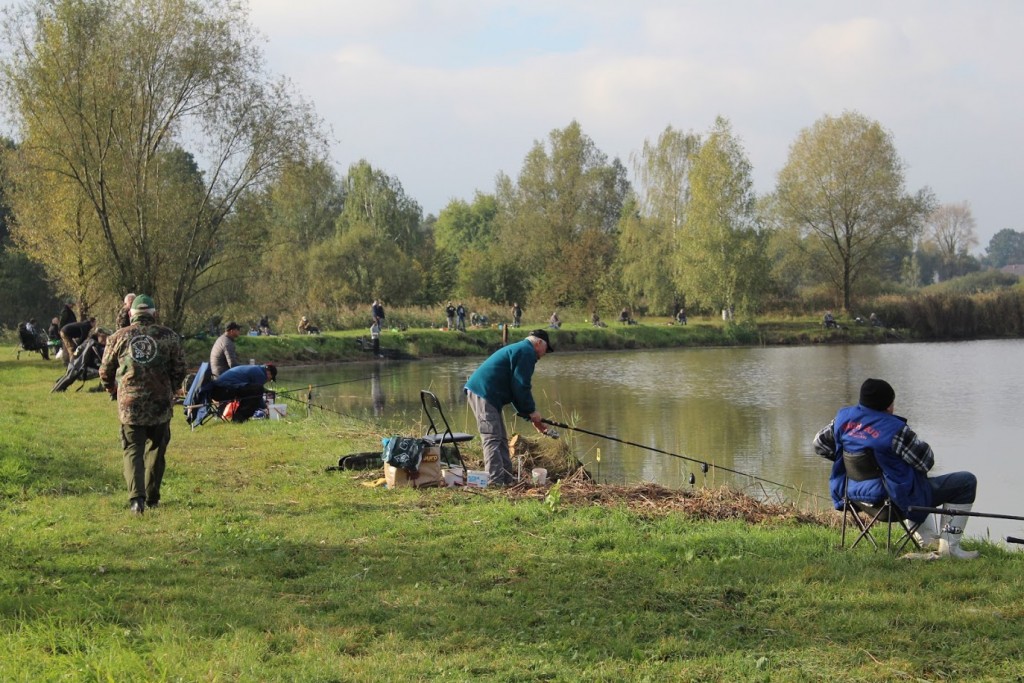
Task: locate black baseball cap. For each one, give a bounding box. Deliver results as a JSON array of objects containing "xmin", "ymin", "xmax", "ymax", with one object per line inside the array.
[{"xmin": 530, "ymin": 329, "xmax": 554, "ymax": 352}]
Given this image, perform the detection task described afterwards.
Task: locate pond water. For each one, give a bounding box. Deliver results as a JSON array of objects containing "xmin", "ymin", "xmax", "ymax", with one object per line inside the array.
[{"xmin": 280, "ymin": 339, "xmax": 1024, "ymax": 546}]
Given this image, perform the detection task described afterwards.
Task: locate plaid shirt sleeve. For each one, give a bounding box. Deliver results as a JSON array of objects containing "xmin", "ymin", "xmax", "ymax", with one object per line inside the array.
[
  {"xmin": 891, "ymin": 425, "xmax": 934, "ymax": 473},
  {"xmin": 812, "ymin": 420, "xmax": 838, "ymax": 461}
]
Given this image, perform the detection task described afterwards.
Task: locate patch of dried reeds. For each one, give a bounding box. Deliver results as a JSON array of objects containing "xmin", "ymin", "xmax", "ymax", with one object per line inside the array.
[{"xmin": 503, "ymin": 468, "xmax": 833, "ymax": 525}]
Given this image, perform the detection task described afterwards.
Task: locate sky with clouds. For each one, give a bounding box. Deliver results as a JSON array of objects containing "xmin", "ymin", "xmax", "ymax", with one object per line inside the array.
[
  {"xmin": 244, "ymin": 0, "xmax": 1024, "ymax": 251},
  {"xmin": 4, "ymin": 1, "xmax": 1019, "ymax": 251}
]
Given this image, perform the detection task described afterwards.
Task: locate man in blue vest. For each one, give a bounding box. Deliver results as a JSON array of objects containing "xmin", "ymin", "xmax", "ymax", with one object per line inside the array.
[
  {"xmin": 465, "ymin": 329, "xmax": 553, "ymax": 486},
  {"xmin": 813, "ymin": 378, "xmax": 980, "ymax": 559},
  {"xmin": 210, "ymin": 363, "xmax": 277, "ymax": 422}
]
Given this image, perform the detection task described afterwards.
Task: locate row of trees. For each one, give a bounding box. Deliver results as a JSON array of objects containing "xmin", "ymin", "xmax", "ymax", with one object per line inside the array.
[{"xmin": 1, "ymin": 0, "xmax": 1020, "ymax": 332}]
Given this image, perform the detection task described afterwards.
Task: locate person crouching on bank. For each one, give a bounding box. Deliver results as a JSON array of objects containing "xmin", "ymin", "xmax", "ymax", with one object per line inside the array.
[{"xmin": 210, "ymin": 363, "xmax": 277, "ymax": 422}]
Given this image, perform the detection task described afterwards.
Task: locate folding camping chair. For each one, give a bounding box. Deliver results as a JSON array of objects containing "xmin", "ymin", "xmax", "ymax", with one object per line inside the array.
[
  {"xmin": 183, "ymin": 362, "xmax": 221, "ymax": 430},
  {"xmin": 840, "ymin": 448, "xmax": 923, "ymax": 553},
  {"xmin": 17, "ymin": 323, "xmax": 50, "ymax": 360},
  {"xmin": 420, "ymin": 389, "xmax": 473, "ymax": 484}
]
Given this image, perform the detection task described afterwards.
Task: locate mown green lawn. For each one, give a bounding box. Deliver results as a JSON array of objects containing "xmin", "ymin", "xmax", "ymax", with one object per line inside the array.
[{"xmin": 1, "ymin": 351, "xmax": 1021, "ymax": 682}]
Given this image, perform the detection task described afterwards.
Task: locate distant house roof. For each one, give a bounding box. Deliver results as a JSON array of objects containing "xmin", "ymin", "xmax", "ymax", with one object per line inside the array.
[{"xmin": 999, "ymin": 264, "xmax": 1024, "ymax": 276}]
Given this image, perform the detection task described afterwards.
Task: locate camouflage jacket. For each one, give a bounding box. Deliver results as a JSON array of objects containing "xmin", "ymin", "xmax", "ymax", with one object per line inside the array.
[
  {"xmin": 99, "ymin": 314, "xmax": 187, "ymax": 426},
  {"xmin": 115, "ymin": 305, "xmax": 131, "ymax": 329}
]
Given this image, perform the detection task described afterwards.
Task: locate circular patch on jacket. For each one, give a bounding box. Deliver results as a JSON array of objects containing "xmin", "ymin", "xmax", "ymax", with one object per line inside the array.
[{"xmin": 129, "ymin": 335, "xmax": 159, "ymax": 365}]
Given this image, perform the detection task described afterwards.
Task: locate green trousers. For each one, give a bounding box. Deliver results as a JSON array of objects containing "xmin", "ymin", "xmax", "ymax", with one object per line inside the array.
[{"xmin": 120, "ymin": 422, "xmax": 171, "ymax": 503}]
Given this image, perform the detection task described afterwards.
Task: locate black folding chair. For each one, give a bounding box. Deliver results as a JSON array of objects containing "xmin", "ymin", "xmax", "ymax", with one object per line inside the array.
[
  {"xmin": 17, "ymin": 323, "xmax": 50, "ymax": 360},
  {"xmin": 840, "ymin": 448, "xmax": 922, "ymax": 553},
  {"xmin": 420, "ymin": 390, "xmax": 473, "ymax": 485}
]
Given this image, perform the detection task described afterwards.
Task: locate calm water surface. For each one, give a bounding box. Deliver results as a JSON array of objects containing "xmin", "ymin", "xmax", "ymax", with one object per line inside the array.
[{"xmin": 282, "ymin": 340, "xmax": 1024, "ymax": 545}]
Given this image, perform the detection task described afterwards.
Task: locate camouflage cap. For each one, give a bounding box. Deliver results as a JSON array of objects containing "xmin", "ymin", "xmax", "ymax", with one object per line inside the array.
[{"xmin": 131, "ymin": 294, "xmax": 156, "ymax": 312}]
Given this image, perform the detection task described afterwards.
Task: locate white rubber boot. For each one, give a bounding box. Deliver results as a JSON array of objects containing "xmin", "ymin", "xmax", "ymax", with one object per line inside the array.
[
  {"xmin": 913, "ymin": 515, "xmax": 940, "ymax": 549},
  {"xmin": 937, "ymin": 503, "xmax": 980, "ymax": 560}
]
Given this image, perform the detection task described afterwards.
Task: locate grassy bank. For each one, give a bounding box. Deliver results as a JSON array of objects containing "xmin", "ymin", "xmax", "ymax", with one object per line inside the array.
[
  {"xmin": 12, "ymin": 286, "xmax": 1024, "ymax": 369},
  {"xmin": 2, "ymin": 353, "xmax": 1023, "ymax": 681},
  {"xmin": 181, "ymin": 316, "xmax": 901, "ymax": 368},
  {"xmin": 10, "ymin": 306, "xmax": 1017, "ymax": 372}
]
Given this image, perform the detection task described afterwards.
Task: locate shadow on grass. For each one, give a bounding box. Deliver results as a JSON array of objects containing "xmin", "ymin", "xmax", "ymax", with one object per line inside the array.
[{"xmin": 0, "ymin": 428, "xmax": 116, "ymax": 499}]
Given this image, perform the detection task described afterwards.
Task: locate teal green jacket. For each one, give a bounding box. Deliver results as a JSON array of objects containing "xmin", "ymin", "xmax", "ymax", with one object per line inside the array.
[{"xmin": 464, "ymin": 339, "xmax": 538, "ymax": 415}]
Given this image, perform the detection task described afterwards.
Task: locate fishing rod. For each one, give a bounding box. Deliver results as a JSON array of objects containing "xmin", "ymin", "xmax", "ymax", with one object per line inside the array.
[
  {"xmin": 907, "ymin": 506, "xmax": 1024, "ymax": 523},
  {"xmin": 540, "ymin": 418, "xmax": 830, "ymax": 502},
  {"xmin": 273, "ymin": 370, "xmax": 401, "ymax": 396},
  {"xmin": 274, "ymin": 385, "xmax": 386, "ymax": 428},
  {"xmin": 898, "ymin": 506, "xmax": 1024, "ymax": 546}
]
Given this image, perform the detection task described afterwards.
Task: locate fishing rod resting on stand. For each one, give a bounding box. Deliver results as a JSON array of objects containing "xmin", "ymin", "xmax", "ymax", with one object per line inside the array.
[
  {"xmin": 909, "ymin": 506, "xmax": 1024, "ymax": 545},
  {"xmin": 540, "ymin": 418, "xmax": 828, "ymax": 502},
  {"xmin": 908, "ymin": 506, "xmax": 1024, "ymax": 522}
]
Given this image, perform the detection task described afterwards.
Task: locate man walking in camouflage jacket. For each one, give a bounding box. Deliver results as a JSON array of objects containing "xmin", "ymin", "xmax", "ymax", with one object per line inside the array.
[{"xmin": 99, "ymin": 295, "xmax": 187, "ymax": 515}]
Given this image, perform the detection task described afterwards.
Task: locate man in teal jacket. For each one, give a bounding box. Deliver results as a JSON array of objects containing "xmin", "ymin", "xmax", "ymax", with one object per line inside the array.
[{"xmin": 465, "ymin": 329, "xmax": 554, "ymax": 485}]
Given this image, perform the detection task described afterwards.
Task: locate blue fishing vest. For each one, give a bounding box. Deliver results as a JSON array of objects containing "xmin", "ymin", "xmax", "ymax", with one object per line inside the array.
[{"xmin": 829, "ymin": 404, "xmax": 933, "ymax": 522}]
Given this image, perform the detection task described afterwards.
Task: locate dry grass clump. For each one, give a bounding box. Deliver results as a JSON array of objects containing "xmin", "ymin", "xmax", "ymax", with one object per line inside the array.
[
  {"xmin": 362, "ymin": 429, "xmax": 836, "ymax": 526},
  {"xmin": 504, "ymin": 469, "xmax": 832, "ymax": 526},
  {"xmin": 452, "ymin": 433, "xmax": 835, "ymax": 526}
]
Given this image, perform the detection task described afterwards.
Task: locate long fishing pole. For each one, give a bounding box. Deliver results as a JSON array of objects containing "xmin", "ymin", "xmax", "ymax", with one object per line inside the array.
[
  {"xmin": 540, "ymin": 418, "xmax": 829, "ymax": 502},
  {"xmin": 908, "ymin": 506, "xmax": 1024, "ymax": 522},
  {"xmin": 274, "ymin": 370, "xmax": 401, "ymax": 396},
  {"xmin": 273, "ymin": 384, "xmax": 386, "ymax": 428}
]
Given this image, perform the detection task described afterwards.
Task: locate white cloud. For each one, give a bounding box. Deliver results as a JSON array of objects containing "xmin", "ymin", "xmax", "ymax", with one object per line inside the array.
[
  {"xmin": 124, "ymin": 2, "xmax": 1024, "ymax": 240},
  {"xmin": 1, "ymin": 0, "xmax": 1017, "ymax": 241}
]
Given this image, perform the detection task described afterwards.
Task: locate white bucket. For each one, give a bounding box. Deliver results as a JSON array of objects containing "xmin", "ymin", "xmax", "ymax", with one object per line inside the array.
[
  {"xmin": 531, "ymin": 467, "xmax": 548, "ymax": 485},
  {"xmin": 268, "ymin": 403, "xmax": 287, "ymax": 420}
]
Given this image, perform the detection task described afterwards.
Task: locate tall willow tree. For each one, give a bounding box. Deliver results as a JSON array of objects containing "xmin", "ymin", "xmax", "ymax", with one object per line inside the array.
[
  {"xmin": 434, "ymin": 192, "xmax": 500, "ymax": 300},
  {"xmin": 677, "ymin": 117, "xmax": 766, "ymax": 314},
  {"xmin": 1, "ymin": 0, "xmax": 323, "ymax": 329},
  {"xmin": 925, "ymin": 201, "xmax": 979, "ymax": 281},
  {"xmin": 337, "ymin": 159, "xmax": 425, "ymax": 255},
  {"xmin": 307, "ymin": 160, "xmax": 424, "ymax": 309},
  {"xmin": 633, "ymin": 125, "xmax": 700, "ymax": 230},
  {"xmin": 775, "ymin": 111, "xmax": 931, "ymax": 311},
  {"xmin": 250, "ymin": 158, "xmax": 343, "ymax": 316},
  {"xmin": 497, "ymin": 121, "xmax": 629, "ymax": 308},
  {"xmin": 5, "ymin": 157, "xmax": 108, "ymax": 314},
  {"xmin": 623, "ymin": 125, "xmax": 701, "ymax": 314}
]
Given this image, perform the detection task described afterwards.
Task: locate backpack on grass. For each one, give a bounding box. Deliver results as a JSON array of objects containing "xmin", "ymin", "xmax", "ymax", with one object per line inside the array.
[{"xmin": 381, "ymin": 436, "xmax": 429, "ymax": 472}]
